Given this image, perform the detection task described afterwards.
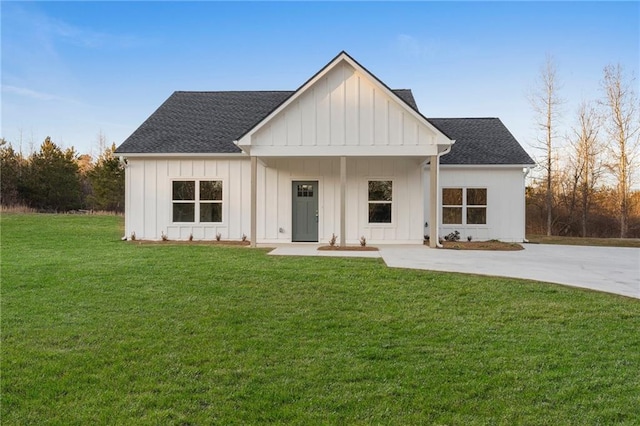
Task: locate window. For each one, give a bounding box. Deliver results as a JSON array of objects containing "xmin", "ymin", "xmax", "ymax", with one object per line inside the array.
[
  {"xmin": 172, "ymin": 180, "xmax": 222, "ymax": 223},
  {"xmin": 297, "ymin": 184, "xmax": 314, "ymax": 197},
  {"xmin": 466, "ymin": 188, "xmax": 487, "ymax": 225},
  {"xmin": 442, "ymin": 188, "xmax": 463, "ymax": 225},
  {"xmin": 368, "ymin": 180, "xmax": 392, "ymax": 223},
  {"xmin": 442, "ymin": 188, "xmax": 486, "ymax": 225}
]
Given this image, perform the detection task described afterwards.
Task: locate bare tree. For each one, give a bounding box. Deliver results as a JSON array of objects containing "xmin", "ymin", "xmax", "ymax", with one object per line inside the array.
[
  {"xmin": 530, "ymin": 54, "xmax": 564, "ymax": 236},
  {"xmin": 600, "ymin": 64, "xmax": 640, "ymax": 238},
  {"xmin": 568, "ymin": 101, "xmax": 602, "ymax": 237}
]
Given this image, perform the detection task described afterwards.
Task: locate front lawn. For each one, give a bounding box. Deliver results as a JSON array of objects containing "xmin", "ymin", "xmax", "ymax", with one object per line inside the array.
[{"xmin": 2, "ymin": 214, "xmax": 639, "ymax": 424}]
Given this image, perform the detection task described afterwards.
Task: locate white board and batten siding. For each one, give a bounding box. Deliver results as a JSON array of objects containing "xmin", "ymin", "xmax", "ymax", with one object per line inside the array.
[
  {"xmin": 124, "ymin": 157, "xmax": 251, "ymax": 241},
  {"xmin": 424, "ymin": 166, "xmax": 527, "ymax": 242},
  {"xmin": 124, "ymin": 156, "xmax": 425, "ymax": 244},
  {"xmin": 241, "ymin": 60, "xmax": 445, "ymax": 157}
]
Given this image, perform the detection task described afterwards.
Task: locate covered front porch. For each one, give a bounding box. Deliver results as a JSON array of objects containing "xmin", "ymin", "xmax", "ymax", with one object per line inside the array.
[{"xmin": 247, "ymin": 155, "xmax": 444, "ymax": 248}]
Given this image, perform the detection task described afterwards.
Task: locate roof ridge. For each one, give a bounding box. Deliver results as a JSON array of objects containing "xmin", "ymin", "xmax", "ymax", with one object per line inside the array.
[
  {"xmin": 174, "ymin": 90, "xmax": 295, "ymax": 94},
  {"xmin": 173, "ymin": 89, "xmax": 412, "ymax": 94},
  {"xmin": 429, "ymin": 117, "xmax": 499, "ymax": 120}
]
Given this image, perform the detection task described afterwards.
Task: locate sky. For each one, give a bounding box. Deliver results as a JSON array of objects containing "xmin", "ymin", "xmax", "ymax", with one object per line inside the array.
[{"xmin": 1, "ymin": 1, "xmax": 638, "ymax": 159}]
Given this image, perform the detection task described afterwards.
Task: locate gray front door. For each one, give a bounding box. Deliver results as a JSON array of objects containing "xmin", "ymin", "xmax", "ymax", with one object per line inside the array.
[{"xmin": 292, "ymin": 181, "xmax": 318, "ymax": 242}]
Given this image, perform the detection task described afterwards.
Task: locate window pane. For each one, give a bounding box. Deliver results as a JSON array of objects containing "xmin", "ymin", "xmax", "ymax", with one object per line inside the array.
[
  {"xmin": 467, "ymin": 188, "xmax": 487, "ymax": 205},
  {"xmin": 442, "ymin": 207, "xmax": 462, "ymax": 224},
  {"xmin": 467, "ymin": 207, "xmax": 487, "ymax": 224},
  {"xmin": 297, "ymin": 184, "xmax": 313, "ymax": 197},
  {"xmin": 173, "ymin": 203, "xmax": 195, "ymax": 222},
  {"xmin": 200, "ymin": 203, "xmax": 222, "ymax": 222},
  {"xmin": 173, "ymin": 181, "xmax": 195, "ymax": 200},
  {"xmin": 369, "ymin": 181, "xmax": 392, "ymax": 201},
  {"xmin": 369, "ymin": 203, "xmax": 392, "ymax": 223},
  {"xmin": 442, "ymin": 188, "xmax": 462, "ymax": 205},
  {"xmin": 200, "ymin": 181, "xmax": 222, "ymax": 201}
]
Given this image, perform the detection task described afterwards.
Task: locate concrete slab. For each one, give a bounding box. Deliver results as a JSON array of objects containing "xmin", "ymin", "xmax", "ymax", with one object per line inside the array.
[
  {"xmin": 379, "ymin": 244, "xmax": 640, "ymax": 299},
  {"xmin": 266, "ymin": 244, "xmax": 381, "ymax": 258}
]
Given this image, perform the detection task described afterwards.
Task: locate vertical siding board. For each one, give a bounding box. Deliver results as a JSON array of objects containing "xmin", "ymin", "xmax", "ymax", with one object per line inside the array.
[
  {"xmin": 300, "ymin": 91, "xmax": 313, "ymax": 146},
  {"xmin": 345, "ymin": 68, "xmax": 358, "ymax": 146},
  {"xmin": 316, "ymin": 77, "xmax": 330, "ymax": 146},
  {"xmin": 287, "ymin": 102, "xmax": 302, "ymax": 146},
  {"xmin": 265, "ymin": 166, "xmax": 279, "ymax": 239},
  {"xmin": 359, "ymin": 82, "xmax": 373, "ymax": 145},
  {"xmin": 330, "ymin": 64, "xmax": 345, "ymax": 146}
]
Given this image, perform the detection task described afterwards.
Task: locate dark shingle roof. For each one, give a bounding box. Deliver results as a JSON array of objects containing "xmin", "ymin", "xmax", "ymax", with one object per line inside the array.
[
  {"xmin": 430, "ymin": 118, "xmax": 534, "ymax": 165},
  {"xmin": 116, "ymin": 90, "xmax": 422, "ymax": 154},
  {"xmin": 116, "ymin": 91, "xmax": 290, "ymax": 154},
  {"xmin": 116, "ymin": 89, "xmax": 418, "ymax": 154},
  {"xmin": 115, "ymin": 91, "xmax": 533, "ymax": 166}
]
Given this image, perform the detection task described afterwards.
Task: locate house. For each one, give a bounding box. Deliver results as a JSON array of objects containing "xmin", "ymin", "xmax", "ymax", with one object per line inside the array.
[{"xmin": 115, "ymin": 51, "xmax": 534, "ymax": 247}]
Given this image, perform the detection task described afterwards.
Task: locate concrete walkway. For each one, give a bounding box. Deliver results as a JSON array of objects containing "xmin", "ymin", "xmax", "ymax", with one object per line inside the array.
[{"xmin": 268, "ymin": 243, "xmax": 640, "ymax": 299}]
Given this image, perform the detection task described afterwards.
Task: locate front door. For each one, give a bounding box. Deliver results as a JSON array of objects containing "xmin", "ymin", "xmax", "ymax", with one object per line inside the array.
[{"xmin": 292, "ymin": 181, "xmax": 318, "ymax": 242}]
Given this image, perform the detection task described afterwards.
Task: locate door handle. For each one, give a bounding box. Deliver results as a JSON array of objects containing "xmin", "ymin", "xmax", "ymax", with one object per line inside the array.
[{"xmin": 315, "ymin": 210, "xmax": 319, "ymax": 223}]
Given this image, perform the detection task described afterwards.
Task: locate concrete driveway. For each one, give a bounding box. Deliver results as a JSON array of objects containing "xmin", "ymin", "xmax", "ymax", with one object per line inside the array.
[{"xmin": 379, "ymin": 244, "xmax": 640, "ymax": 299}]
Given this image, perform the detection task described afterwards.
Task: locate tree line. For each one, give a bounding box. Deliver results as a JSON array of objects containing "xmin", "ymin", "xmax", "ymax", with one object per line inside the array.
[
  {"xmin": 1, "ymin": 136, "xmax": 124, "ymax": 213},
  {"xmin": 527, "ymin": 59, "xmax": 639, "ymax": 238}
]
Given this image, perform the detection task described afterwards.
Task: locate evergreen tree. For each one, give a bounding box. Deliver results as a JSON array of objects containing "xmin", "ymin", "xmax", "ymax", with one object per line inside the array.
[
  {"xmin": 23, "ymin": 137, "xmax": 83, "ymax": 211},
  {"xmin": 0, "ymin": 138, "xmax": 26, "ymax": 206},
  {"xmin": 87, "ymin": 144, "xmax": 124, "ymax": 212}
]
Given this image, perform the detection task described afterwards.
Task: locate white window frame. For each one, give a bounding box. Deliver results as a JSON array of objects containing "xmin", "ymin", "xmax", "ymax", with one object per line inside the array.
[
  {"xmin": 367, "ymin": 179, "xmax": 393, "ymax": 225},
  {"xmin": 442, "ymin": 187, "xmax": 487, "ymax": 226},
  {"xmin": 171, "ymin": 179, "xmax": 223, "ymax": 224}
]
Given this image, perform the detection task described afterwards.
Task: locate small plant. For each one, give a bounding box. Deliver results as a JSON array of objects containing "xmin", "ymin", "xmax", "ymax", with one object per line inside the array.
[
  {"xmin": 444, "ymin": 230, "xmax": 460, "ymax": 242},
  {"xmin": 189, "ymin": 233, "xmax": 193, "ymax": 242},
  {"xmin": 242, "ymin": 233, "xmax": 247, "ymax": 242},
  {"xmin": 467, "ymin": 235, "xmax": 473, "ymax": 242},
  {"xmin": 161, "ymin": 231, "xmax": 168, "ymax": 241},
  {"xmin": 130, "ymin": 232, "xmax": 136, "ymax": 241},
  {"xmin": 359, "ymin": 236, "xmax": 367, "ymax": 247},
  {"xmin": 216, "ymin": 232, "xmax": 222, "ymax": 241},
  {"xmin": 329, "ymin": 233, "xmax": 337, "ymax": 247}
]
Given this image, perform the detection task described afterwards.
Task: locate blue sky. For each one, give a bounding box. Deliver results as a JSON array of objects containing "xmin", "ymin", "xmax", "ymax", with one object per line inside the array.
[{"xmin": 2, "ymin": 1, "xmax": 638, "ymax": 158}]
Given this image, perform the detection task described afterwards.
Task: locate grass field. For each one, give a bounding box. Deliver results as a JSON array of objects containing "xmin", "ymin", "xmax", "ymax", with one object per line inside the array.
[{"xmin": 2, "ymin": 214, "xmax": 639, "ymax": 425}]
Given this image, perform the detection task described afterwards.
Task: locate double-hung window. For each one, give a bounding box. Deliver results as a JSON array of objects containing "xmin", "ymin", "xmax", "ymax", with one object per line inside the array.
[
  {"xmin": 172, "ymin": 180, "xmax": 222, "ymax": 223},
  {"xmin": 368, "ymin": 180, "xmax": 392, "ymax": 223},
  {"xmin": 442, "ymin": 188, "xmax": 486, "ymax": 225}
]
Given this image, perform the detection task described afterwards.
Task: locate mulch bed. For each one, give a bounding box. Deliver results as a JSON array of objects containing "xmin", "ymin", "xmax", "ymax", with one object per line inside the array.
[
  {"xmin": 438, "ymin": 241, "xmax": 524, "ymax": 251},
  {"xmin": 129, "ymin": 240, "xmax": 251, "ymax": 246},
  {"xmin": 318, "ymin": 245, "xmax": 379, "ymax": 251}
]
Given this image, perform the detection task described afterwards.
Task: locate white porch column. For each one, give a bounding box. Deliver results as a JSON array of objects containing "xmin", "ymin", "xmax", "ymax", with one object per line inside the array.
[
  {"xmin": 250, "ymin": 156, "xmax": 257, "ymax": 248},
  {"xmin": 340, "ymin": 156, "xmax": 347, "ymax": 247},
  {"xmin": 429, "ymin": 155, "xmax": 439, "ymax": 248}
]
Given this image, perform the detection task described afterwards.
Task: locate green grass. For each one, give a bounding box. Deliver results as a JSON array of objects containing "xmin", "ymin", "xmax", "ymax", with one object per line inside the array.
[
  {"xmin": 2, "ymin": 214, "xmax": 639, "ymax": 425},
  {"xmin": 527, "ymin": 234, "xmax": 640, "ymax": 248}
]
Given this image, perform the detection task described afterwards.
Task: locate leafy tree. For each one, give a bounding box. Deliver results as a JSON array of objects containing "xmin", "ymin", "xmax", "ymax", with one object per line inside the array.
[
  {"xmin": 0, "ymin": 138, "xmax": 26, "ymax": 206},
  {"xmin": 87, "ymin": 144, "xmax": 124, "ymax": 212},
  {"xmin": 22, "ymin": 137, "xmax": 83, "ymax": 211}
]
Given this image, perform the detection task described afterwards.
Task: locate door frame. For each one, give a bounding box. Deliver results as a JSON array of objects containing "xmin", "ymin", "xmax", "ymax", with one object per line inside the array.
[{"xmin": 291, "ymin": 180, "xmax": 319, "ymax": 242}]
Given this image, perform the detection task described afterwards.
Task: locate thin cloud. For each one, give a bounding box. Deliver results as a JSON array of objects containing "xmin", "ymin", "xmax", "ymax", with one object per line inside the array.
[
  {"xmin": 5, "ymin": 3, "xmax": 152, "ymax": 51},
  {"xmin": 2, "ymin": 85, "xmax": 81, "ymax": 104},
  {"xmin": 396, "ymin": 34, "xmax": 441, "ymax": 59}
]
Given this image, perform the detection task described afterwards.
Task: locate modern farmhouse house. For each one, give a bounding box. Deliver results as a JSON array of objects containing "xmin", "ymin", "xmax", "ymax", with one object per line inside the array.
[{"xmin": 115, "ymin": 51, "xmax": 534, "ymax": 247}]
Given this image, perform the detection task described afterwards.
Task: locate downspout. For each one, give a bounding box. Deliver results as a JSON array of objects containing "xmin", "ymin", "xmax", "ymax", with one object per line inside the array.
[
  {"xmin": 522, "ymin": 167, "xmax": 531, "ymax": 243},
  {"xmin": 119, "ymin": 156, "xmax": 129, "ymax": 241},
  {"xmin": 434, "ymin": 144, "xmax": 453, "ymax": 248}
]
